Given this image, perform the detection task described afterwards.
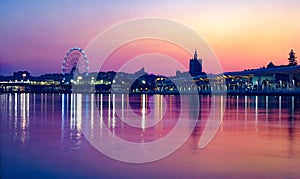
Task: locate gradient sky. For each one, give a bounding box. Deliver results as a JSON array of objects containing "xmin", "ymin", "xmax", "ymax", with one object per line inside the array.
[{"xmin": 0, "ymin": 0, "xmax": 299, "ymax": 76}]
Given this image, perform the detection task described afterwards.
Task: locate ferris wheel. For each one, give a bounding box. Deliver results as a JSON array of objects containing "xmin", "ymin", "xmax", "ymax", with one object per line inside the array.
[{"xmin": 62, "ymin": 47, "xmax": 89, "ymax": 76}]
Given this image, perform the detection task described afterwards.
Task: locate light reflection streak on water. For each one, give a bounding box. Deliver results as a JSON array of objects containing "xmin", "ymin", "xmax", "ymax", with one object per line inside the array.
[
  {"xmin": 8, "ymin": 94, "xmax": 12, "ymax": 118},
  {"xmin": 70, "ymin": 94, "xmax": 74, "ymax": 130},
  {"xmin": 5, "ymin": 94, "xmax": 12, "ymax": 119},
  {"xmin": 62, "ymin": 94, "xmax": 65, "ymax": 131},
  {"xmin": 266, "ymin": 96, "xmax": 269, "ymax": 123},
  {"xmin": 244, "ymin": 96, "xmax": 248, "ymax": 130},
  {"xmin": 112, "ymin": 94, "xmax": 116, "ymax": 130},
  {"xmin": 27, "ymin": 93, "xmax": 29, "ymax": 120},
  {"xmin": 14, "ymin": 93, "xmax": 17, "ymax": 129},
  {"xmin": 255, "ymin": 96, "xmax": 258, "ymax": 124},
  {"xmin": 155, "ymin": 95, "xmax": 163, "ymax": 128},
  {"xmin": 219, "ymin": 96, "xmax": 224, "ymax": 132},
  {"xmin": 52, "ymin": 94, "xmax": 55, "ymax": 120},
  {"xmin": 255, "ymin": 96, "xmax": 258, "ymax": 133},
  {"xmin": 236, "ymin": 95, "xmax": 239, "ymax": 121},
  {"xmin": 100, "ymin": 94, "xmax": 103, "ymax": 130},
  {"xmin": 61, "ymin": 93, "xmax": 65, "ymax": 143},
  {"xmin": 120, "ymin": 94, "xmax": 125, "ymax": 131},
  {"xmin": 33, "ymin": 94, "xmax": 35, "ymax": 118},
  {"xmin": 155, "ymin": 95, "xmax": 161, "ymax": 132},
  {"xmin": 44, "ymin": 94, "xmax": 47, "ymax": 120},
  {"xmin": 141, "ymin": 94, "xmax": 146, "ymax": 130},
  {"xmin": 91, "ymin": 94, "xmax": 94, "ymax": 132},
  {"xmin": 292, "ymin": 96, "xmax": 294, "ymax": 121},
  {"xmin": 279, "ymin": 96, "xmax": 282, "ymax": 123},
  {"xmin": 220, "ymin": 95, "xmax": 224, "ymax": 122},
  {"xmin": 76, "ymin": 94, "xmax": 82, "ymax": 131},
  {"xmin": 108, "ymin": 94, "xmax": 111, "ymax": 129},
  {"xmin": 21, "ymin": 93, "xmax": 26, "ymax": 129},
  {"xmin": 41, "ymin": 94, "xmax": 43, "ymax": 119}
]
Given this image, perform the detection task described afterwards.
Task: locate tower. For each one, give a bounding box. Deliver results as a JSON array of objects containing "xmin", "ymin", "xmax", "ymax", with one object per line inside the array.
[
  {"xmin": 194, "ymin": 48, "xmax": 198, "ymax": 59},
  {"xmin": 189, "ymin": 49, "xmax": 203, "ymax": 76}
]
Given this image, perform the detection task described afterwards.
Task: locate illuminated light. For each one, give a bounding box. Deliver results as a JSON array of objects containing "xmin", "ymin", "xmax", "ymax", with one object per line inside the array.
[
  {"xmin": 141, "ymin": 80, "xmax": 146, "ymax": 84},
  {"xmin": 22, "ymin": 73, "xmax": 26, "ymax": 77},
  {"xmin": 77, "ymin": 76, "xmax": 83, "ymax": 80}
]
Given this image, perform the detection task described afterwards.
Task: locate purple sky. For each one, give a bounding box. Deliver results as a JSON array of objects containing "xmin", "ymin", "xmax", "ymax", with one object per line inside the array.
[{"xmin": 0, "ymin": 0, "xmax": 299, "ymax": 76}]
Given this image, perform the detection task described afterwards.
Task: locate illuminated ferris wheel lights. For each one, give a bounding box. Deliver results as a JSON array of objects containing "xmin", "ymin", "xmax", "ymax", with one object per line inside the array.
[{"xmin": 62, "ymin": 47, "xmax": 89, "ymax": 76}]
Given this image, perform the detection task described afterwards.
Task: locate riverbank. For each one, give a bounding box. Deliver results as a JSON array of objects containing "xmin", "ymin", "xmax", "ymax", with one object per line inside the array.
[{"xmin": 1, "ymin": 89, "xmax": 300, "ymax": 96}]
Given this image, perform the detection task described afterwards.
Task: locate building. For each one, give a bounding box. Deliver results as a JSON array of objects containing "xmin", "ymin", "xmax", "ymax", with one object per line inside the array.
[
  {"xmin": 189, "ymin": 49, "xmax": 203, "ymax": 76},
  {"xmin": 13, "ymin": 71, "xmax": 30, "ymax": 80}
]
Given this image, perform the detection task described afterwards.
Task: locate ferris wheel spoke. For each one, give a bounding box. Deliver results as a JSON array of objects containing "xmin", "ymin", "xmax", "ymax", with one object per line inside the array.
[
  {"xmin": 70, "ymin": 59, "xmax": 79, "ymax": 64},
  {"xmin": 65, "ymin": 60, "xmax": 76, "ymax": 67},
  {"xmin": 77, "ymin": 61, "xmax": 86, "ymax": 67},
  {"xmin": 62, "ymin": 47, "xmax": 89, "ymax": 76}
]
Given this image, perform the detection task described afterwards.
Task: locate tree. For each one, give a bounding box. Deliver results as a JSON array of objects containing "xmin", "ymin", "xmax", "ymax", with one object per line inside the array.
[{"xmin": 288, "ymin": 49, "xmax": 297, "ymax": 66}]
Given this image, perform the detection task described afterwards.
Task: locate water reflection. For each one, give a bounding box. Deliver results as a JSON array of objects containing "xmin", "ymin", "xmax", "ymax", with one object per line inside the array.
[
  {"xmin": 266, "ymin": 96, "xmax": 269, "ymax": 122},
  {"xmin": 61, "ymin": 93, "xmax": 82, "ymax": 151},
  {"xmin": 3, "ymin": 94, "xmax": 299, "ymax": 146},
  {"xmin": 1, "ymin": 93, "xmax": 300, "ymax": 178},
  {"xmin": 3, "ymin": 93, "xmax": 31, "ymax": 149},
  {"xmin": 279, "ymin": 96, "xmax": 282, "ymax": 123},
  {"xmin": 245, "ymin": 95, "xmax": 248, "ymax": 122}
]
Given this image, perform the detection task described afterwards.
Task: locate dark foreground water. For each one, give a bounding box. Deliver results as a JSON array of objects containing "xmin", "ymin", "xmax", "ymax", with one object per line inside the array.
[{"xmin": 1, "ymin": 93, "xmax": 300, "ymax": 178}]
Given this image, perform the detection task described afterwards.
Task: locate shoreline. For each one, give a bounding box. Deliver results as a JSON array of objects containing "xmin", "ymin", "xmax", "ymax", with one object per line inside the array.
[{"xmin": 1, "ymin": 90, "xmax": 300, "ymax": 96}]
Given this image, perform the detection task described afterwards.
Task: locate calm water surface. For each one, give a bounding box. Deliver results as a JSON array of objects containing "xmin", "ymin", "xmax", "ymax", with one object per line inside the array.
[{"xmin": 1, "ymin": 93, "xmax": 300, "ymax": 178}]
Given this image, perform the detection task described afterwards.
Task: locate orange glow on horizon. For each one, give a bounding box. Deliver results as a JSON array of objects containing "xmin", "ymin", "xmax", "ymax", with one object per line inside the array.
[{"xmin": 100, "ymin": 39, "xmax": 193, "ymax": 75}]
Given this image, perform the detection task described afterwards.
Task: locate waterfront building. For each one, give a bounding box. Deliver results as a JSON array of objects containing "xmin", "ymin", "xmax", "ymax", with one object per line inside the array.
[{"xmin": 13, "ymin": 71, "xmax": 30, "ymax": 81}]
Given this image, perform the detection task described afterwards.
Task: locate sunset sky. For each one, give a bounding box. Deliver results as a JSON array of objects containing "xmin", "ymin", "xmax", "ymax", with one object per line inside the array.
[{"xmin": 0, "ymin": 0, "xmax": 299, "ymax": 76}]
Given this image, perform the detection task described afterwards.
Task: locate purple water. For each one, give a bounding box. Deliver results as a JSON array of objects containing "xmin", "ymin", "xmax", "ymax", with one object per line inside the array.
[{"xmin": 1, "ymin": 93, "xmax": 300, "ymax": 178}]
